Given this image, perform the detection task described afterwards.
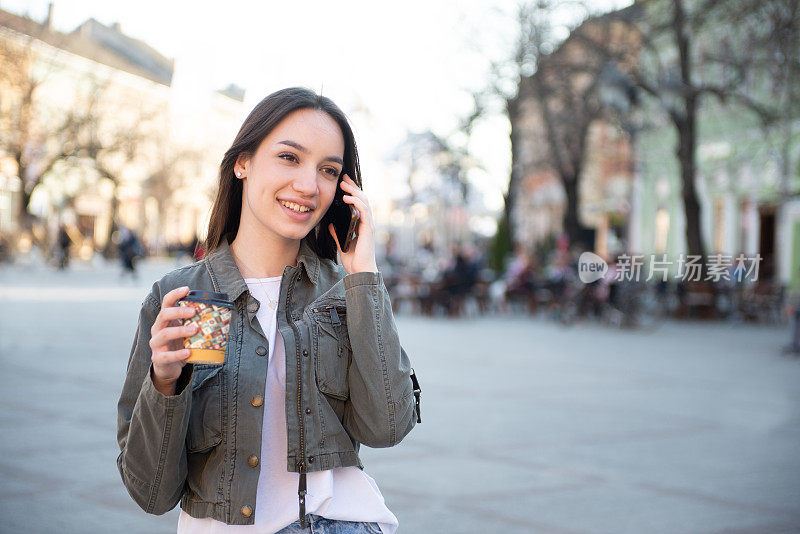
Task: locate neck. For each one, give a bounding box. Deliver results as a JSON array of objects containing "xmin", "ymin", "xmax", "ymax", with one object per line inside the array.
[{"xmin": 230, "ymin": 226, "xmax": 300, "ymax": 279}]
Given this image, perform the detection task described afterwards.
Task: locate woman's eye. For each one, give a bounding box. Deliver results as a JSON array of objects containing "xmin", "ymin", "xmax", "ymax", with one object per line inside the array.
[
  {"xmin": 322, "ymin": 167, "xmax": 341, "ymax": 178},
  {"xmin": 279, "ymin": 153, "xmax": 298, "ymax": 162}
]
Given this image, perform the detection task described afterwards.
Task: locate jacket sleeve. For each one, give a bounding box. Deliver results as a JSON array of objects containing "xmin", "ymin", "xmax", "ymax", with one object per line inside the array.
[
  {"xmin": 342, "ymin": 271, "xmax": 417, "ymax": 448},
  {"xmin": 116, "ymin": 287, "xmax": 194, "ymax": 515}
]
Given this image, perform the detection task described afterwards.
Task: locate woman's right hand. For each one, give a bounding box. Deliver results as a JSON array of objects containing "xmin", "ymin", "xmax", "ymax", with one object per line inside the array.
[{"xmin": 149, "ymin": 286, "xmax": 198, "ymax": 396}]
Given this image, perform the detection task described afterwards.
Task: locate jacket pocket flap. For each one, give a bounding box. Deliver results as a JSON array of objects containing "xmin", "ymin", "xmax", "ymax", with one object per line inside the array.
[
  {"xmin": 311, "ymin": 300, "xmax": 347, "ymax": 324},
  {"xmin": 316, "ymin": 322, "xmax": 338, "ymax": 340},
  {"xmin": 187, "ymin": 366, "xmax": 224, "ymax": 453},
  {"xmin": 191, "ymin": 364, "xmax": 223, "ymax": 391}
]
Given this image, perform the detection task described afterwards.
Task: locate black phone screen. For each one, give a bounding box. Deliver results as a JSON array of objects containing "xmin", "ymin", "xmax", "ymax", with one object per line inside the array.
[{"xmin": 328, "ymin": 180, "xmax": 359, "ymax": 252}]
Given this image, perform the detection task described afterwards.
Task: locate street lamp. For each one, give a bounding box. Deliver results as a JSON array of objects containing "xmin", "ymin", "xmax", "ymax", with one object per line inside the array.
[{"xmin": 599, "ymin": 61, "xmax": 644, "ymax": 254}]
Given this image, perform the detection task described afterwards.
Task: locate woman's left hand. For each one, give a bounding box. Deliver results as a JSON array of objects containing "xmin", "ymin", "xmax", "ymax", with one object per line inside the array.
[{"xmin": 328, "ymin": 174, "xmax": 378, "ymax": 274}]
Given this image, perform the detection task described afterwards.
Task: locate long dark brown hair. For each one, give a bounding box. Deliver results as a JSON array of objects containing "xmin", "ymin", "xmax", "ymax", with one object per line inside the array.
[{"xmin": 204, "ymin": 87, "xmax": 362, "ymax": 261}]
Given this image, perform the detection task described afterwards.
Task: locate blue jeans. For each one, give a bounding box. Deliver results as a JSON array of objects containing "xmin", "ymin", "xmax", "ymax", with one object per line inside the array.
[{"xmin": 275, "ymin": 514, "xmax": 382, "ymax": 534}]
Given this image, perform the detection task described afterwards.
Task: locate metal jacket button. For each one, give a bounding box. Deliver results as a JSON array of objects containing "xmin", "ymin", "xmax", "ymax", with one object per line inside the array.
[
  {"xmin": 305, "ymin": 408, "xmax": 311, "ymax": 414},
  {"xmin": 248, "ymin": 455, "xmax": 259, "ymax": 468},
  {"xmin": 308, "ymin": 456, "xmax": 314, "ymax": 464},
  {"xmin": 251, "ymin": 396, "xmax": 263, "ymax": 407},
  {"xmin": 256, "ymin": 346, "xmax": 267, "ymax": 356},
  {"xmin": 302, "ymin": 349, "xmax": 308, "ymax": 357},
  {"xmin": 241, "ymin": 505, "xmax": 252, "ymax": 517},
  {"xmin": 248, "ymin": 301, "xmax": 259, "ymax": 313}
]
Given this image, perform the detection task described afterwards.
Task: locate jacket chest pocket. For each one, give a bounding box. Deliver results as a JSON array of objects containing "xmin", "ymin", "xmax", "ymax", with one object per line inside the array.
[
  {"xmin": 187, "ymin": 365, "xmax": 224, "ymax": 453},
  {"xmin": 312, "ymin": 304, "xmax": 351, "ymax": 400}
]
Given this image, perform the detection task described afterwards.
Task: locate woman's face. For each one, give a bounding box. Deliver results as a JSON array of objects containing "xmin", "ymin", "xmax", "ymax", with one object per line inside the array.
[{"xmin": 235, "ymin": 108, "xmax": 344, "ymax": 245}]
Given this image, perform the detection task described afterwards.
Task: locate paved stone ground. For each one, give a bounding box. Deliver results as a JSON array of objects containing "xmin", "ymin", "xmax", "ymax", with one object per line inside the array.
[{"xmin": 1, "ymin": 255, "xmax": 799, "ymax": 534}]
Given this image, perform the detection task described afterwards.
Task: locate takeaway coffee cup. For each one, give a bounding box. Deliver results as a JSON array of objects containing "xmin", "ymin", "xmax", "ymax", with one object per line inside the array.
[{"xmin": 177, "ymin": 290, "xmax": 233, "ymax": 364}]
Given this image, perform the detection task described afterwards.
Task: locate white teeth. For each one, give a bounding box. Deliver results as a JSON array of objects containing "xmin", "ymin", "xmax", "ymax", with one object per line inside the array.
[{"xmin": 280, "ymin": 200, "xmax": 310, "ymax": 213}]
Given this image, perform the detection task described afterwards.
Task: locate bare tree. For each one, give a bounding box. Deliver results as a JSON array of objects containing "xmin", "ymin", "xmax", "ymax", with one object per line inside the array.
[
  {"xmin": 0, "ymin": 31, "xmax": 74, "ymax": 235},
  {"xmin": 470, "ymin": 1, "xmax": 633, "ymax": 250},
  {"xmin": 391, "ymin": 129, "xmax": 482, "ymax": 251},
  {"xmin": 710, "ymin": 0, "xmax": 800, "ymax": 199},
  {"xmin": 529, "ymin": 8, "xmax": 641, "ymax": 248},
  {"xmin": 0, "ymin": 29, "xmax": 167, "ymax": 254},
  {"xmin": 142, "ymin": 141, "xmax": 203, "ymax": 254},
  {"xmin": 63, "ymin": 82, "xmax": 163, "ymax": 256},
  {"xmin": 608, "ymin": 0, "xmax": 799, "ymax": 265},
  {"xmin": 393, "ymin": 130, "xmax": 477, "ymax": 209},
  {"xmin": 472, "ymin": 1, "xmax": 579, "ymax": 248}
]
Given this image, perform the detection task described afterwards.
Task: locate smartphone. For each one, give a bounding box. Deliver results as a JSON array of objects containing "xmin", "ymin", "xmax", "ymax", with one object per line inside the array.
[
  {"xmin": 327, "ymin": 177, "xmax": 360, "ymax": 253},
  {"xmin": 338, "ymin": 206, "xmax": 359, "ymax": 253}
]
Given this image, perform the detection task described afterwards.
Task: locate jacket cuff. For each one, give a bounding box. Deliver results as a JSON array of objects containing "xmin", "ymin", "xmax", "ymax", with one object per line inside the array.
[
  {"xmin": 343, "ymin": 271, "xmax": 382, "ymax": 290},
  {"xmin": 142, "ymin": 364, "xmax": 193, "ymax": 408}
]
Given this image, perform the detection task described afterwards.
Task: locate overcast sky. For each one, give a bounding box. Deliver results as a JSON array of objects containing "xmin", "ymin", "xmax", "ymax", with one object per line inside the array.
[{"xmin": 5, "ymin": 0, "xmax": 632, "ymax": 219}]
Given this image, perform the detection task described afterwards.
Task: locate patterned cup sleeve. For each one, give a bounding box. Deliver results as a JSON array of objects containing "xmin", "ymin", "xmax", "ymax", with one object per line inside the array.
[{"xmin": 179, "ymin": 301, "xmax": 232, "ymax": 351}]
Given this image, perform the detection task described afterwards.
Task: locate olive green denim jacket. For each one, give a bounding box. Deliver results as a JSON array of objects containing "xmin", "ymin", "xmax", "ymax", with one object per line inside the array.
[{"xmin": 116, "ymin": 235, "xmax": 420, "ymax": 526}]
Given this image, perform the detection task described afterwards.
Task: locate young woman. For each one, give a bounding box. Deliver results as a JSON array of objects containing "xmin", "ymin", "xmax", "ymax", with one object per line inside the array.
[{"xmin": 116, "ymin": 87, "xmax": 421, "ymax": 534}]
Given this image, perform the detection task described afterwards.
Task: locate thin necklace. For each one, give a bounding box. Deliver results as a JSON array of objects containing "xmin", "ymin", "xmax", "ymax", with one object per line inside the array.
[
  {"xmin": 231, "ymin": 246, "xmax": 284, "ymax": 310},
  {"xmin": 247, "ymin": 278, "xmax": 280, "ymax": 310}
]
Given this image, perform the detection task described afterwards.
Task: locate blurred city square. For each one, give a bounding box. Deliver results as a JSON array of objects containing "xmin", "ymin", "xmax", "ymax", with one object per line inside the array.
[{"xmin": 0, "ymin": 257, "xmax": 797, "ymax": 533}]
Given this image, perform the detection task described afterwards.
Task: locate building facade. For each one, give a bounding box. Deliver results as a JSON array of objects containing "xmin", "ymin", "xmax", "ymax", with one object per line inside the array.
[
  {"xmin": 0, "ymin": 6, "xmax": 245, "ymax": 258},
  {"xmin": 511, "ymin": 1, "xmax": 799, "ymax": 290}
]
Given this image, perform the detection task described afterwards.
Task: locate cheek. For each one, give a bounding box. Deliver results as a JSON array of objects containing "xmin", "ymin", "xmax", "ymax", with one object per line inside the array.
[
  {"xmin": 320, "ymin": 181, "xmax": 338, "ymax": 209},
  {"xmin": 251, "ymin": 162, "xmax": 287, "ymax": 195}
]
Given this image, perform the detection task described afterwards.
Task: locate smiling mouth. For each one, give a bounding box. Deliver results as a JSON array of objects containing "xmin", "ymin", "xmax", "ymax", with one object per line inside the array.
[{"xmin": 279, "ymin": 200, "xmax": 313, "ymax": 213}]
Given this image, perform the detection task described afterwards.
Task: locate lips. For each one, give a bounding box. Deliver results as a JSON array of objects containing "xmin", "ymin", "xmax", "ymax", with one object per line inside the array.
[{"xmin": 277, "ymin": 198, "xmax": 314, "ymax": 222}]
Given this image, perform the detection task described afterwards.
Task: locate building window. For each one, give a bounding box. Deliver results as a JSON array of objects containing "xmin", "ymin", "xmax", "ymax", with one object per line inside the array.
[
  {"xmin": 655, "ymin": 208, "xmax": 670, "ymax": 254},
  {"xmin": 714, "ymin": 197, "xmax": 725, "ymax": 253}
]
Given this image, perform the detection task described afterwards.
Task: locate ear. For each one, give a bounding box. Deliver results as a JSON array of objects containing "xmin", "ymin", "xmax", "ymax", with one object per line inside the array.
[{"xmin": 234, "ymin": 152, "xmax": 251, "ymax": 178}]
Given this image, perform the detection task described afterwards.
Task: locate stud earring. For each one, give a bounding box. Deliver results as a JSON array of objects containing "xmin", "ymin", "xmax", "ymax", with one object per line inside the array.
[{"xmin": 236, "ymin": 171, "xmax": 242, "ymax": 178}]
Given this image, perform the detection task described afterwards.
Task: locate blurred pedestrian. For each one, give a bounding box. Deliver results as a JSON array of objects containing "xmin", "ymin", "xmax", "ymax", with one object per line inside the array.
[
  {"xmin": 443, "ymin": 247, "xmax": 478, "ymax": 317},
  {"xmin": 504, "ymin": 245, "xmax": 537, "ymax": 313},
  {"xmin": 783, "ymin": 266, "xmax": 800, "ymax": 356},
  {"xmin": 56, "ymin": 224, "xmax": 72, "ymax": 270},
  {"xmin": 116, "ymin": 87, "xmax": 420, "ymax": 534},
  {"xmin": 0, "ymin": 232, "xmax": 10, "ymax": 263},
  {"xmin": 118, "ymin": 225, "xmax": 143, "ymax": 281}
]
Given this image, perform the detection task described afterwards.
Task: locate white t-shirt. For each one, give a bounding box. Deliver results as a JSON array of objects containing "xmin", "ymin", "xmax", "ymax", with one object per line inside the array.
[{"xmin": 177, "ymin": 276, "xmax": 398, "ymax": 534}]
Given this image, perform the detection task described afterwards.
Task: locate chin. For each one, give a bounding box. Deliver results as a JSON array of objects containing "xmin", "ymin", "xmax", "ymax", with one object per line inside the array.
[{"xmin": 278, "ymin": 224, "xmax": 317, "ymax": 241}]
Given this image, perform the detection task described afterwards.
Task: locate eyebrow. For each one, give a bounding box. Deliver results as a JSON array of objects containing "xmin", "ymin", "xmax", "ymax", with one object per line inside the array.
[{"xmin": 277, "ymin": 140, "xmax": 344, "ymax": 166}]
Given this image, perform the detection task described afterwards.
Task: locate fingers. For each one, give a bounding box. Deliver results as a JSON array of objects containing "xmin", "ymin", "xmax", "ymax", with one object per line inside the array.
[
  {"xmin": 152, "ymin": 287, "xmax": 195, "ymax": 333},
  {"xmin": 339, "ymin": 175, "xmax": 372, "ymax": 229},
  {"xmin": 328, "ymin": 223, "xmax": 342, "ymax": 253},
  {"xmin": 151, "ymin": 347, "xmax": 191, "ymax": 367},
  {"xmin": 149, "ymin": 287, "xmax": 196, "ymax": 381},
  {"xmin": 152, "ymin": 304, "xmax": 196, "ymax": 333},
  {"xmin": 163, "ymin": 286, "xmax": 191, "ymax": 306},
  {"xmin": 342, "ymin": 194, "xmax": 368, "ymax": 214},
  {"xmin": 339, "ymin": 175, "xmax": 368, "ymax": 206},
  {"xmin": 342, "ymin": 195, "xmax": 372, "ymax": 233},
  {"xmin": 150, "ymin": 323, "xmax": 199, "ymax": 351}
]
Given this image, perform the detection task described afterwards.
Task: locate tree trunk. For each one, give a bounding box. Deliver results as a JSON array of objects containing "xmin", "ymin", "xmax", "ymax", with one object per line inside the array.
[
  {"xmin": 13, "ymin": 153, "xmax": 33, "ymax": 231},
  {"xmin": 15, "ymin": 184, "xmax": 32, "ymax": 229},
  {"xmin": 676, "ymin": 111, "xmax": 706, "ymax": 261},
  {"xmin": 102, "ymin": 188, "xmax": 120, "ymax": 259},
  {"xmin": 505, "ymin": 95, "xmax": 522, "ymax": 247},
  {"xmin": 673, "ymin": 0, "xmax": 707, "ymax": 263},
  {"xmin": 562, "ymin": 173, "xmax": 590, "ymax": 248}
]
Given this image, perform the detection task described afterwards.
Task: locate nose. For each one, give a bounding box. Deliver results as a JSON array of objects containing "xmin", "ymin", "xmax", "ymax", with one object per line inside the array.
[{"xmin": 291, "ymin": 166, "xmax": 318, "ymax": 196}]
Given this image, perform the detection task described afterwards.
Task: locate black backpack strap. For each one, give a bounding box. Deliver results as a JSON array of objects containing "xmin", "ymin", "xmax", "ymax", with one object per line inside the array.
[{"xmin": 410, "ymin": 368, "xmax": 422, "ymax": 423}]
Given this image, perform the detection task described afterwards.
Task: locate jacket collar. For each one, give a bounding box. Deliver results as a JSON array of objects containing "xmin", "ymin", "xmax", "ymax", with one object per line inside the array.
[
  {"xmin": 296, "ymin": 238, "xmax": 321, "ymax": 286},
  {"xmin": 206, "ymin": 234, "xmax": 320, "ymax": 302}
]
